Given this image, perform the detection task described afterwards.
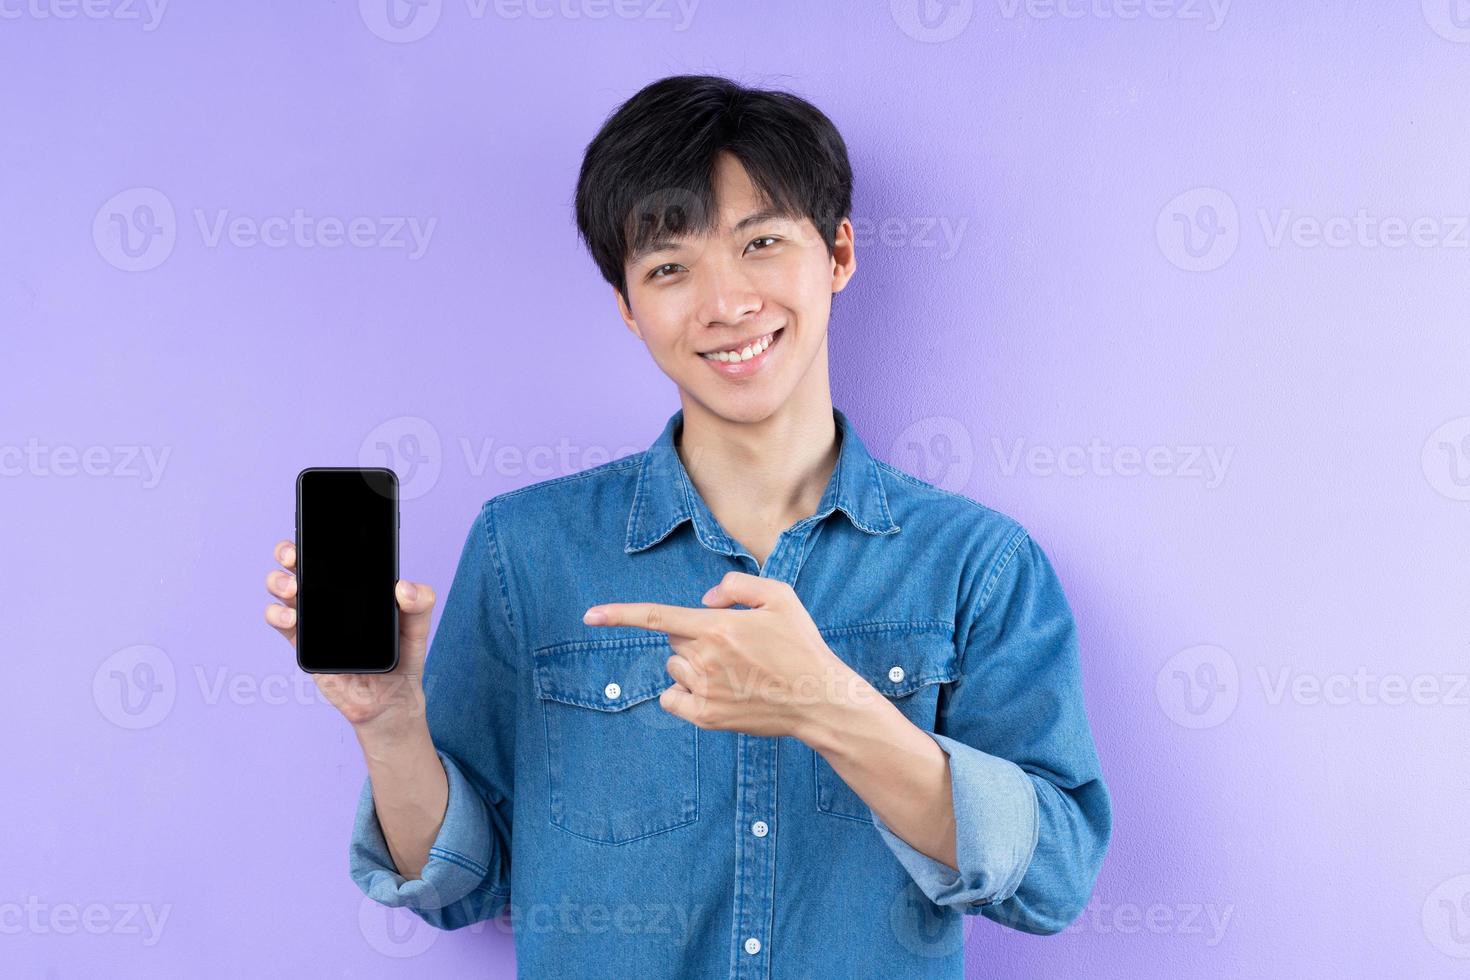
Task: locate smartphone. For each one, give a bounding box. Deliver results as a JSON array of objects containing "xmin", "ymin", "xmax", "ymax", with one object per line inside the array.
[{"xmin": 295, "ymin": 467, "xmax": 400, "ymax": 674}]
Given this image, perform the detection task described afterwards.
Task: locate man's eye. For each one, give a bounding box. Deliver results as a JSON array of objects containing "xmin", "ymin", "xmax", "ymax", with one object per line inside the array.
[
  {"xmin": 747, "ymin": 236, "xmax": 779, "ymax": 252},
  {"xmin": 649, "ymin": 263, "xmax": 684, "ymax": 280}
]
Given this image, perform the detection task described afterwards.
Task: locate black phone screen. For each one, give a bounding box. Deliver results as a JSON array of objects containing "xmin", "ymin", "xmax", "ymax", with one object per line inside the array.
[{"xmin": 295, "ymin": 467, "xmax": 399, "ymax": 673}]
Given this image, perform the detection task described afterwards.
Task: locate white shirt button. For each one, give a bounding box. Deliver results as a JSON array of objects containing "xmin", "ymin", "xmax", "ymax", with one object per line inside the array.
[
  {"xmin": 744, "ymin": 937, "xmax": 761, "ymax": 955},
  {"xmin": 888, "ymin": 665, "xmax": 905, "ymax": 683},
  {"xmin": 604, "ymin": 682, "xmax": 621, "ymax": 700},
  {"xmin": 751, "ymin": 820, "xmax": 768, "ymax": 837}
]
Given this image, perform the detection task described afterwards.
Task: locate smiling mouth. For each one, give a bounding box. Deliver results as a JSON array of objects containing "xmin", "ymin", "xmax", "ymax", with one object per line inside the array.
[{"xmin": 698, "ymin": 326, "xmax": 784, "ymax": 363}]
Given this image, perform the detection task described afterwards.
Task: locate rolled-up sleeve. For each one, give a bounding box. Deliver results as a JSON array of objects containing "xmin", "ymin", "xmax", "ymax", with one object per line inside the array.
[
  {"xmin": 870, "ymin": 524, "xmax": 1112, "ymax": 935},
  {"xmin": 347, "ymin": 500, "xmax": 520, "ymax": 931}
]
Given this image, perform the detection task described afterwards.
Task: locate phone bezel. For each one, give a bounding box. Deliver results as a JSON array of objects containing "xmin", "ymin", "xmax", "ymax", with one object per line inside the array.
[{"xmin": 294, "ymin": 466, "xmax": 400, "ymax": 674}]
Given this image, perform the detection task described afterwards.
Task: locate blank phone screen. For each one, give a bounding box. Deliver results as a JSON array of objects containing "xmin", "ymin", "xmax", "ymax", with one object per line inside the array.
[{"xmin": 296, "ymin": 468, "xmax": 398, "ymax": 673}]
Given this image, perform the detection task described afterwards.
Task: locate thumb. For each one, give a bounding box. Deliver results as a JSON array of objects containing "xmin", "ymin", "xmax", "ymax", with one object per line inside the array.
[
  {"xmin": 700, "ymin": 571, "xmax": 776, "ymax": 610},
  {"xmin": 396, "ymin": 579, "xmax": 437, "ymax": 649}
]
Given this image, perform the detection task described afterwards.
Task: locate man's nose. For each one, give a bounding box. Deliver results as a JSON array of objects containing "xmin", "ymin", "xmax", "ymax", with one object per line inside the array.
[{"xmin": 695, "ymin": 252, "xmax": 762, "ymax": 327}]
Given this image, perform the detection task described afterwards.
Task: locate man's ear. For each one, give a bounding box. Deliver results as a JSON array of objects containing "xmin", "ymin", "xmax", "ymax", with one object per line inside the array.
[
  {"xmin": 829, "ymin": 217, "xmax": 857, "ymax": 294},
  {"xmin": 614, "ymin": 285, "xmax": 643, "ymax": 340}
]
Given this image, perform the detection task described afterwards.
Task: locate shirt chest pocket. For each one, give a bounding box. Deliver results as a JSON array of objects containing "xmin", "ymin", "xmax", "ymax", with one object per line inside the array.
[
  {"xmin": 813, "ymin": 625, "xmax": 959, "ymax": 823},
  {"xmin": 532, "ymin": 636, "xmax": 699, "ymax": 845}
]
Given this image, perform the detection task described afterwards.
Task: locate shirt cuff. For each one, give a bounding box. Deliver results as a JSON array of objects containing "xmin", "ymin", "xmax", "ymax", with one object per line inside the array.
[
  {"xmin": 349, "ymin": 748, "xmax": 498, "ymax": 911},
  {"xmin": 869, "ymin": 731, "xmax": 1039, "ymax": 912}
]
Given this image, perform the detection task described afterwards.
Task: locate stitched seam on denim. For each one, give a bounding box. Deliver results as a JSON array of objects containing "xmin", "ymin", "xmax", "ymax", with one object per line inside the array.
[
  {"xmin": 872, "ymin": 458, "xmax": 1011, "ymax": 515},
  {"xmin": 493, "ymin": 454, "xmax": 643, "ymax": 504},
  {"xmin": 481, "ymin": 499, "xmax": 527, "ymax": 665},
  {"xmin": 429, "ymin": 846, "xmax": 488, "ymax": 879},
  {"xmin": 817, "ymin": 620, "xmax": 954, "ymax": 639},
  {"xmin": 963, "ymin": 527, "xmax": 1030, "ymax": 676},
  {"xmin": 536, "ymin": 686, "xmax": 666, "ymax": 710},
  {"xmin": 979, "ymin": 526, "xmax": 1029, "ymax": 614},
  {"xmin": 534, "ymin": 634, "xmax": 677, "ymax": 656}
]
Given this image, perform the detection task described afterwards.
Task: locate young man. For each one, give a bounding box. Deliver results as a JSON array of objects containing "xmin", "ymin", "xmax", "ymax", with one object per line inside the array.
[{"xmin": 265, "ymin": 74, "xmax": 1110, "ymax": 977}]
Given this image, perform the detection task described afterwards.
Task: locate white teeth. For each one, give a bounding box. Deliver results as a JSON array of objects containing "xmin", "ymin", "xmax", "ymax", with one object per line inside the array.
[{"xmin": 701, "ymin": 331, "xmax": 776, "ymax": 362}]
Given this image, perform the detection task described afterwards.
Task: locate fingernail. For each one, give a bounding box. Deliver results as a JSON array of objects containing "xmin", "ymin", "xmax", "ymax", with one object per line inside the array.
[
  {"xmin": 284, "ymin": 608, "xmax": 296, "ymax": 626},
  {"xmin": 398, "ymin": 581, "xmax": 417, "ymax": 600},
  {"xmin": 283, "ymin": 546, "xmax": 295, "ymax": 563},
  {"xmin": 583, "ymin": 608, "xmax": 607, "ymax": 625}
]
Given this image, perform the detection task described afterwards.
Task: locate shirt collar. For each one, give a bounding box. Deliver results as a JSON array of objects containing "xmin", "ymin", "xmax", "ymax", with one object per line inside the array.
[{"xmin": 625, "ymin": 405, "xmax": 900, "ymax": 556}]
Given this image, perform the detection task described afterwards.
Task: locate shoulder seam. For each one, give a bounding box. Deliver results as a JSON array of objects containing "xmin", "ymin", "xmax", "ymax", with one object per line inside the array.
[
  {"xmin": 479, "ymin": 498, "xmax": 525, "ymax": 665},
  {"xmin": 489, "ymin": 453, "xmax": 643, "ymax": 504}
]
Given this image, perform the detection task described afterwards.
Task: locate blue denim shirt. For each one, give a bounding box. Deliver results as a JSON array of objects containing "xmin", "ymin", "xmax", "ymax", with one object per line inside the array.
[{"xmin": 349, "ymin": 406, "xmax": 1111, "ymax": 978}]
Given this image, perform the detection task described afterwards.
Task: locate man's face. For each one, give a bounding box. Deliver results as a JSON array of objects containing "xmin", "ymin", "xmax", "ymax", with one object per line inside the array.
[{"xmin": 615, "ymin": 152, "xmax": 855, "ymax": 424}]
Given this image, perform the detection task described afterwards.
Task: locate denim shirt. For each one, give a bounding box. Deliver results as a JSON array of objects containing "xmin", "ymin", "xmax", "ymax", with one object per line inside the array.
[{"xmin": 349, "ymin": 406, "xmax": 1111, "ymax": 978}]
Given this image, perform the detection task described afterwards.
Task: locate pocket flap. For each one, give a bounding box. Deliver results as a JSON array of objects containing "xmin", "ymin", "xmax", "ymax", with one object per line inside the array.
[
  {"xmin": 533, "ymin": 636, "xmax": 673, "ymax": 712},
  {"xmin": 820, "ymin": 622, "xmax": 959, "ymax": 697}
]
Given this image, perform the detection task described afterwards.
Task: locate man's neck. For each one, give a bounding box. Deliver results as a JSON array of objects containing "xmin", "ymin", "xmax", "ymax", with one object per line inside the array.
[{"xmin": 674, "ymin": 391, "xmax": 841, "ymax": 546}]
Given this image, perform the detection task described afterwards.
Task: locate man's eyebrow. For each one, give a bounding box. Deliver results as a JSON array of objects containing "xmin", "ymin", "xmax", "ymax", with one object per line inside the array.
[{"xmin": 628, "ymin": 207, "xmax": 793, "ymax": 265}]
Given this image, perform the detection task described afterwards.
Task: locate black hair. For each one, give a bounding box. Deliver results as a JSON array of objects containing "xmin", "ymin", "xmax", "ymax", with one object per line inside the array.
[{"xmin": 573, "ymin": 74, "xmax": 854, "ymax": 301}]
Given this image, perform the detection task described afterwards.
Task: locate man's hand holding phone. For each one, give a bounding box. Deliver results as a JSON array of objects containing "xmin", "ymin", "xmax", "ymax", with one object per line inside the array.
[{"xmin": 263, "ymin": 540, "xmax": 436, "ymax": 734}]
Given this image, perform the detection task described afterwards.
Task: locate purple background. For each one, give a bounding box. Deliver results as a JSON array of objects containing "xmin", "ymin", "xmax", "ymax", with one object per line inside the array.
[{"xmin": 5, "ymin": 1, "xmax": 1469, "ymax": 977}]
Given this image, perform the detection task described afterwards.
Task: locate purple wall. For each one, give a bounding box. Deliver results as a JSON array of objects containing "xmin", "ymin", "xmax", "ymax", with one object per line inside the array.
[{"xmin": 5, "ymin": 2, "xmax": 1468, "ymax": 977}]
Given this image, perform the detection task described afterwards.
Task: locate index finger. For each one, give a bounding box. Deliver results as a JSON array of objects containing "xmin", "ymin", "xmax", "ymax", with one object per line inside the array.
[
  {"xmin": 583, "ymin": 602, "xmax": 714, "ymax": 636},
  {"xmin": 274, "ymin": 539, "xmax": 297, "ymax": 570}
]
